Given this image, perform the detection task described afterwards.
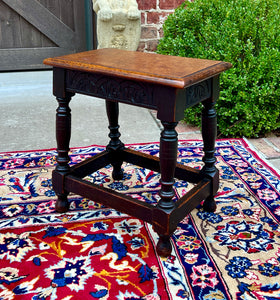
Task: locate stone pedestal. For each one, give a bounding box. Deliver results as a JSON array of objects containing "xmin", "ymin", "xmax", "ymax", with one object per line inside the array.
[{"xmin": 92, "ymin": 0, "xmax": 141, "ymax": 51}]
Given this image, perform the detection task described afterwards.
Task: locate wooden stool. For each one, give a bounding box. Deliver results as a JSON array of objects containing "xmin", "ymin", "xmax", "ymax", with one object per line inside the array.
[{"xmin": 44, "ymin": 49, "xmax": 231, "ymax": 257}]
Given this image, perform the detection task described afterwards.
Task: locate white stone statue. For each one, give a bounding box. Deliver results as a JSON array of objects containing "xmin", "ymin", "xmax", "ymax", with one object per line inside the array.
[{"xmin": 92, "ymin": 0, "xmax": 141, "ymax": 51}]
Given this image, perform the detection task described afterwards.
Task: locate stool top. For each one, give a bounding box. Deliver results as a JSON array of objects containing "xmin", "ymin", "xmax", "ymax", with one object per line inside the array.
[{"xmin": 44, "ymin": 48, "xmax": 231, "ymax": 89}]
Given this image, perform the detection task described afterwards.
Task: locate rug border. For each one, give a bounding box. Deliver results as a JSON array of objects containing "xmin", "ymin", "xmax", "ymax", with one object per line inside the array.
[{"xmin": 238, "ymin": 137, "xmax": 280, "ymax": 178}]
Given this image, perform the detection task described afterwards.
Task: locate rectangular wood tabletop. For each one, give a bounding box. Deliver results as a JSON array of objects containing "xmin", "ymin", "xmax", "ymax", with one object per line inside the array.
[{"xmin": 44, "ymin": 48, "xmax": 232, "ymax": 89}]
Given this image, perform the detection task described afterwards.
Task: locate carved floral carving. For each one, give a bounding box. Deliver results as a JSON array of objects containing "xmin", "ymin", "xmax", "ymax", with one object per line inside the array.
[
  {"xmin": 66, "ymin": 70, "xmax": 157, "ymax": 108},
  {"xmin": 185, "ymin": 79, "xmax": 212, "ymax": 107}
]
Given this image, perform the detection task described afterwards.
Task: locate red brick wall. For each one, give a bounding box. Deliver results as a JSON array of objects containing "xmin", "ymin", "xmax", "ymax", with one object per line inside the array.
[{"xmin": 136, "ymin": 0, "xmax": 185, "ymax": 52}]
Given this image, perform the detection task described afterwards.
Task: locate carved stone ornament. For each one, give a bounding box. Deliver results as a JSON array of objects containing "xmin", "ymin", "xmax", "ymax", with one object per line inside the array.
[{"xmin": 92, "ymin": 0, "xmax": 141, "ymax": 51}]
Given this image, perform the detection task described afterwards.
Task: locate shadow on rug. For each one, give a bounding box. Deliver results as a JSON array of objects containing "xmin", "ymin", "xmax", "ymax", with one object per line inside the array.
[{"xmin": 0, "ymin": 139, "xmax": 279, "ymax": 299}]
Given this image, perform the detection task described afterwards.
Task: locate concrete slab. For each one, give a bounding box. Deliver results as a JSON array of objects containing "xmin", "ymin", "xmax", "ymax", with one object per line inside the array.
[
  {"xmin": 270, "ymin": 158, "xmax": 280, "ymax": 172},
  {"xmin": 0, "ymin": 71, "xmax": 161, "ymax": 152},
  {"xmin": 248, "ymin": 138, "xmax": 280, "ymax": 159}
]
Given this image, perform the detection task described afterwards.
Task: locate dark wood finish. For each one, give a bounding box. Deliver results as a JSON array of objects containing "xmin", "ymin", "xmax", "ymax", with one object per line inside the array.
[
  {"xmin": 44, "ymin": 49, "xmax": 232, "ymax": 257},
  {"xmin": 53, "ymin": 91, "xmax": 73, "ymax": 213},
  {"xmin": 201, "ymin": 96, "xmax": 219, "ymax": 212},
  {"xmin": 106, "ymin": 100, "xmax": 125, "ymax": 180},
  {"xmin": 158, "ymin": 121, "xmax": 178, "ymax": 210},
  {"xmin": 0, "ymin": 0, "xmax": 87, "ymax": 71}
]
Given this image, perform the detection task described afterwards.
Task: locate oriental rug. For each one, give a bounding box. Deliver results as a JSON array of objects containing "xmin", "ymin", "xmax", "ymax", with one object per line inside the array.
[{"xmin": 0, "ymin": 139, "xmax": 279, "ymax": 300}]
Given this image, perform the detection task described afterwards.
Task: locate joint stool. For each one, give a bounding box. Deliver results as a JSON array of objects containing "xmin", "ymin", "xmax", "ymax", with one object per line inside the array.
[{"xmin": 44, "ymin": 49, "xmax": 231, "ymax": 257}]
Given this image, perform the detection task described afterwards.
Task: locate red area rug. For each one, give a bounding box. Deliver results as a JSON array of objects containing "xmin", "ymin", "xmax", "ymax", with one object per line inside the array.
[{"xmin": 0, "ymin": 140, "xmax": 279, "ymax": 299}]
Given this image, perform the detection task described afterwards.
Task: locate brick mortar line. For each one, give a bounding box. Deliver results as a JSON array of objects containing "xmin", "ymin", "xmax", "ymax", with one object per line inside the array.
[
  {"xmin": 142, "ymin": 8, "xmax": 175, "ymax": 12},
  {"xmin": 156, "ymin": 0, "xmax": 160, "ymax": 9},
  {"xmin": 178, "ymin": 131, "xmax": 201, "ymax": 135},
  {"xmin": 156, "ymin": 0, "xmax": 180, "ymax": 10}
]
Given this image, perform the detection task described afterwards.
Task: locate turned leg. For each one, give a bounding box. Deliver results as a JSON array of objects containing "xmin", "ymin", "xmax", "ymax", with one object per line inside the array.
[
  {"xmin": 106, "ymin": 100, "xmax": 124, "ymax": 180},
  {"xmin": 53, "ymin": 93, "xmax": 73, "ymax": 213},
  {"xmin": 156, "ymin": 121, "xmax": 178, "ymax": 257},
  {"xmin": 157, "ymin": 235, "xmax": 173, "ymax": 257},
  {"xmin": 201, "ymin": 98, "xmax": 218, "ymax": 212},
  {"xmin": 158, "ymin": 121, "xmax": 178, "ymax": 209}
]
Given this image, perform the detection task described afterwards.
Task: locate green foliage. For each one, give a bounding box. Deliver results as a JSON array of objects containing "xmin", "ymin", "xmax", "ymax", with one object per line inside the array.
[{"xmin": 157, "ymin": 0, "xmax": 280, "ymax": 137}]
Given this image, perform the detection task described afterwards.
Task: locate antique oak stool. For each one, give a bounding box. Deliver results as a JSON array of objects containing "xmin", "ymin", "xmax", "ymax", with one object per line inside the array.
[{"xmin": 44, "ymin": 49, "xmax": 231, "ymax": 257}]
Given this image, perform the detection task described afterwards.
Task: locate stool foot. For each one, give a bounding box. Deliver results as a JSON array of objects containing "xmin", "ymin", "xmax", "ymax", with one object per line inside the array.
[
  {"xmin": 156, "ymin": 235, "xmax": 172, "ymax": 257},
  {"xmin": 203, "ymin": 196, "xmax": 217, "ymax": 212},
  {"xmin": 112, "ymin": 167, "xmax": 124, "ymax": 181},
  {"xmin": 55, "ymin": 194, "xmax": 70, "ymax": 213}
]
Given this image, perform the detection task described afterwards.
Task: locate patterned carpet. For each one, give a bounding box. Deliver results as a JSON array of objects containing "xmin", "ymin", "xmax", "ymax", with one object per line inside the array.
[{"xmin": 0, "ymin": 139, "xmax": 279, "ymax": 299}]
